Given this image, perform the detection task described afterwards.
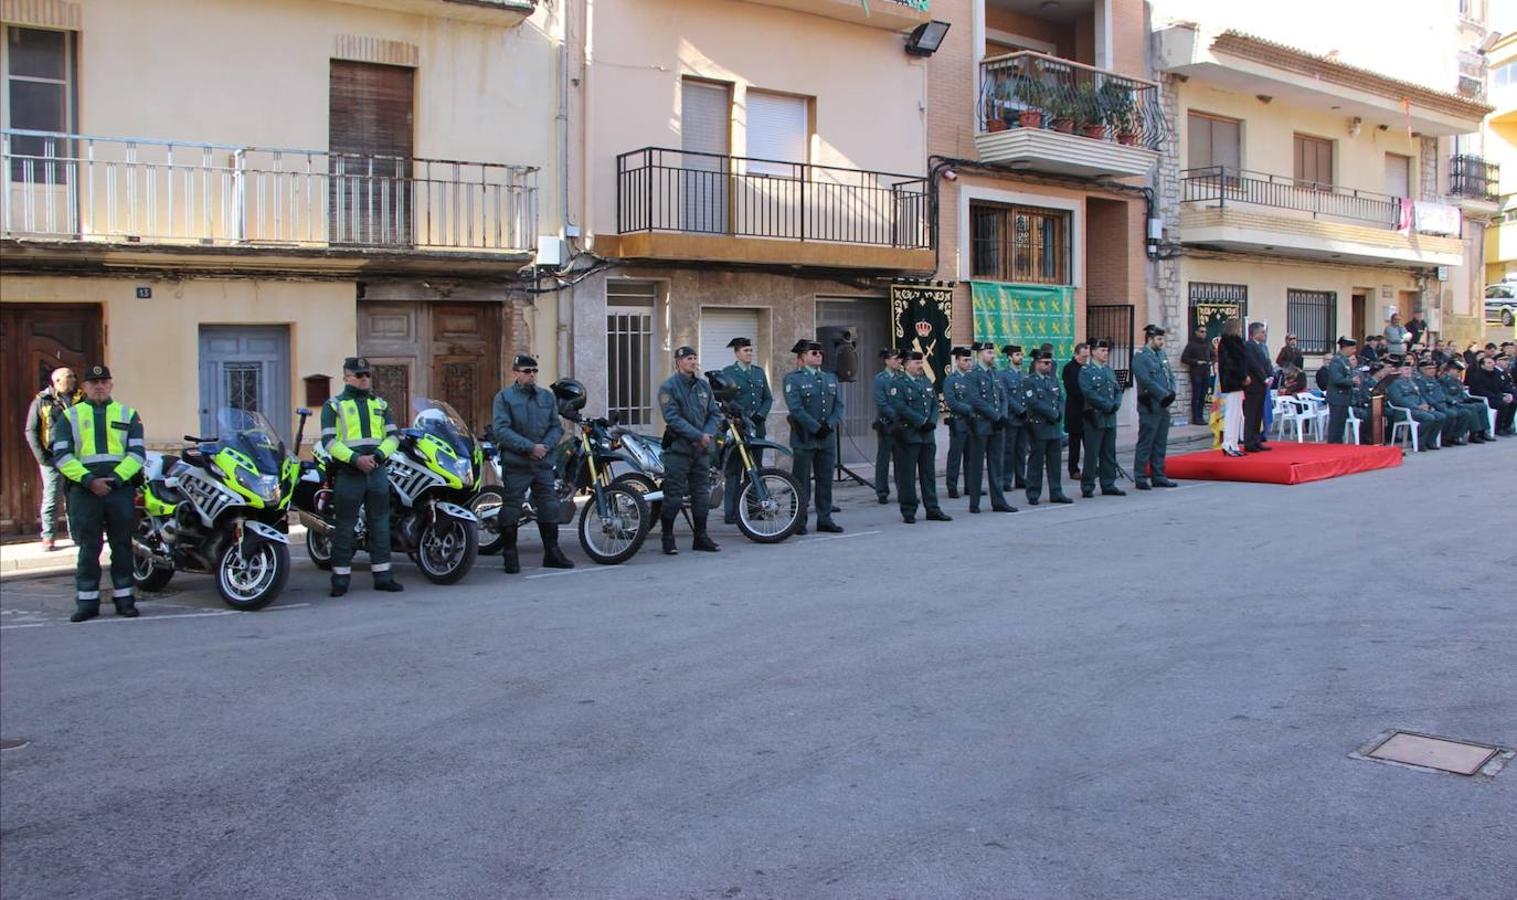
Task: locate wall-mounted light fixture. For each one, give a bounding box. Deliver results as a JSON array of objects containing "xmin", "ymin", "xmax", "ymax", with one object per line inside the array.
[{"xmin": 905, "ymin": 20, "xmax": 950, "ymax": 57}]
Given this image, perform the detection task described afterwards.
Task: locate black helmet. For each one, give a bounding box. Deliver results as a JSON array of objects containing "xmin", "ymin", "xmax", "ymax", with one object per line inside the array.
[
  {"xmin": 550, "ymin": 378, "xmax": 588, "ymax": 413},
  {"xmin": 704, "ymin": 370, "xmax": 739, "ymax": 401}
]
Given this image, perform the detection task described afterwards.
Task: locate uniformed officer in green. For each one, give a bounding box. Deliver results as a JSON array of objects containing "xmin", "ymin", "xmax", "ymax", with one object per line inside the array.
[
  {"xmin": 943, "ymin": 347, "xmax": 973, "ymax": 498},
  {"xmin": 997, "ymin": 345, "xmax": 1029, "ymax": 492},
  {"xmin": 659, "ymin": 346, "xmax": 723, "ymax": 554},
  {"xmin": 872, "ymin": 348, "xmax": 905, "ymax": 505},
  {"xmin": 1023, "ymin": 351, "xmax": 1072, "ymax": 505},
  {"xmin": 50, "ymin": 365, "xmax": 144, "ymax": 622},
  {"xmin": 720, "ymin": 336, "xmax": 773, "ymax": 524},
  {"xmin": 968, "ymin": 342, "xmax": 1015, "ymax": 513},
  {"xmin": 490, "ymin": 354, "xmax": 575, "ymax": 573},
  {"xmin": 1322, "ymin": 337, "xmax": 1360, "ymax": 444},
  {"xmin": 1132, "ymin": 324, "xmax": 1179, "ymax": 489},
  {"xmin": 1383, "ymin": 358, "xmax": 1446, "ymax": 448},
  {"xmin": 889, "ymin": 351, "xmax": 952, "ymax": 524},
  {"xmin": 1077, "ymin": 339, "xmax": 1125, "ymax": 498},
  {"xmin": 783, "ymin": 339, "xmax": 844, "ymax": 534},
  {"xmin": 1413, "ymin": 358, "xmax": 1470, "ymax": 445},
  {"xmin": 320, "ymin": 356, "xmax": 405, "ymax": 597},
  {"xmin": 1438, "ymin": 360, "xmax": 1492, "ymax": 443},
  {"xmin": 1348, "ymin": 361, "xmax": 1382, "ymax": 443}
]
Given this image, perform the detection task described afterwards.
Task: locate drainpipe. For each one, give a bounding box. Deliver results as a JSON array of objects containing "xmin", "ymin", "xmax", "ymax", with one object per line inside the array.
[{"xmin": 556, "ymin": 4, "xmax": 574, "ymax": 375}]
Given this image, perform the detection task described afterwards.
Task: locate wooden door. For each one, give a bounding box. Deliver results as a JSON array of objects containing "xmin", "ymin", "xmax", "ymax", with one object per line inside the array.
[
  {"xmin": 0, "ymin": 305, "xmax": 102, "ymax": 535},
  {"xmin": 358, "ymin": 302, "xmax": 423, "ymax": 423},
  {"xmin": 1351, "ymin": 294, "xmax": 1367, "ymax": 344},
  {"xmin": 430, "ymin": 304, "xmax": 501, "ymax": 437},
  {"xmin": 329, "ymin": 61, "xmax": 415, "ymax": 246}
]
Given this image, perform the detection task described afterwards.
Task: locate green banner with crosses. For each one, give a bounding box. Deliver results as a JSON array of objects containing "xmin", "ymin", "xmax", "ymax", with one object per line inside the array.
[{"xmin": 969, "ymin": 281, "xmax": 1075, "ymax": 368}]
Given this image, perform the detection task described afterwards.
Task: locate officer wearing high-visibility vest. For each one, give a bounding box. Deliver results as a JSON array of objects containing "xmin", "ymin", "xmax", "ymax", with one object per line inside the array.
[
  {"xmin": 49, "ymin": 365, "xmax": 145, "ymax": 622},
  {"xmin": 319, "ymin": 356, "xmax": 405, "ymax": 597}
]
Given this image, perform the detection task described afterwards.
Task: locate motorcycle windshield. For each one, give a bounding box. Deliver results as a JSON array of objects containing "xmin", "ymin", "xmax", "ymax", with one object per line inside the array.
[
  {"xmin": 411, "ymin": 398, "xmax": 476, "ymax": 458},
  {"xmin": 215, "ymin": 408, "xmax": 287, "ymax": 474}
]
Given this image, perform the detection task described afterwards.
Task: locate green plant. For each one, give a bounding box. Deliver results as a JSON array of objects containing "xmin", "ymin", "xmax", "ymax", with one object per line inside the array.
[
  {"xmin": 1073, "ymin": 82, "xmax": 1102, "ymax": 129},
  {"xmin": 1097, "ymin": 79, "xmax": 1137, "ymax": 132}
]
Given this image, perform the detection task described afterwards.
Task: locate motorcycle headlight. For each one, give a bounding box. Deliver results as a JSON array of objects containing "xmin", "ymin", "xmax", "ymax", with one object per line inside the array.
[
  {"xmin": 446, "ymin": 454, "xmax": 473, "ymax": 481},
  {"xmin": 236, "ymin": 468, "xmax": 282, "ymax": 503}
]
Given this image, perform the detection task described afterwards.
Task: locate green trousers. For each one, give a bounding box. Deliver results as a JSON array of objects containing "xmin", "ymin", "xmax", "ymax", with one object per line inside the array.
[
  {"xmin": 331, "ymin": 465, "xmax": 392, "ymax": 575},
  {"xmin": 1081, "ymin": 423, "xmax": 1118, "ymax": 491},
  {"xmin": 67, "ymin": 481, "xmax": 135, "ymax": 607}
]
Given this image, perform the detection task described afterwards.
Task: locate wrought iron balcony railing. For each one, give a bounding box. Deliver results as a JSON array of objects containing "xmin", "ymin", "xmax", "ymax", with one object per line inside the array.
[
  {"xmin": 1, "ymin": 129, "xmax": 538, "ymax": 252},
  {"xmin": 977, "ymin": 51, "xmax": 1168, "ymax": 150},
  {"xmin": 1181, "ymin": 166, "xmax": 1400, "ymax": 227},
  {"xmin": 1448, "ymin": 154, "xmax": 1499, "ymax": 202},
  {"xmin": 616, "ymin": 147, "xmax": 930, "ymax": 249}
]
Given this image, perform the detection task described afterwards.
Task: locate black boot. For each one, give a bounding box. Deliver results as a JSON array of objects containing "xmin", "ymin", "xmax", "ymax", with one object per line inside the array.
[
  {"xmin": 69, "ymin": 602, "xmax": 99, "ymax": 623},
  {"xmin": 113, "ymin": 596, "xmax": 140, "ymax": 618},
  {"xmin": 540, "ymin": 523, "xmax": 575, "ymax": 569},
  {"xmin": 502, "ymin": 526, "xmax": 521, "ymax": 574},
  {"xmin": 330, "ymin": 574, "xmax": 350, "ymax": 597},
  {"xmin": 373, "ymin": 571, "xmax": 405, "ymax": 592},
  {"xmin": 691, "ymin": 516, "xmax": 720, "ymax": 552},
  {"xmin": 660, "ymin": 513, "xmax": 679, "ymax": 555}
]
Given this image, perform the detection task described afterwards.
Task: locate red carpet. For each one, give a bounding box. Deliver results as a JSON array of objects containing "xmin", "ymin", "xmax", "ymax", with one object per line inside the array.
[{"xmin": 1166, "ymin": 443, "xmax": 1402, "ymax": 485}]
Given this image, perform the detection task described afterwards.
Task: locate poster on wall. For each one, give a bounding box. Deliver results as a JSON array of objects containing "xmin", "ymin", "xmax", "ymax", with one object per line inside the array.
[
  {"xmin": 890, "ymin": 283, "xmax": 954, "ymax": 394},
  {"xmin": 969, "ymin": 281, "xmax": 1075, "ymax": 366},
  {"xmin": 1190, "ymin": 300, "xmax": 1246, "ymax": 340}
]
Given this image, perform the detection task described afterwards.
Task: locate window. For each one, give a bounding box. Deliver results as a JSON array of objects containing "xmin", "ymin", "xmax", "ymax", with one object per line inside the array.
[
  {"xmin": 1187, "ymin": 112, "xmax": 1241, "ymax": 172},
  {"xmin": 1187, "ymin": 282, "xmax": 1249, "ymax": 337},
  {"xmin": 1286, "ymin": 289, "xmax": 1336, "ymax": 355},
  {"xmin": 1384, "ymin": 153, "xmax": 1411, "ymax": 198},
  {"xmin": 2, "ymin": 26, "xmax": 76, "ymax": 182},
  {"xmin": 1496, "ymin": 62, "xmax": 1517, "ymax": 88},
  {"xmin": 746, "ymin": 90, "xmax": 808, "ymax": 176},
  {"xmin": 606, "ymin": 281, "xmax": 659, "ymax": 427},
  {"xmin": 1293, "ymin": 133, "xmax": 1333, "ymax": 189},
  {"xmin": 680, "ymin": 79, "xmax": 731, "ymax": 234},
  {"xmin": 970, "ymin": 203, "xmax": 1070, "ymax": 284}
]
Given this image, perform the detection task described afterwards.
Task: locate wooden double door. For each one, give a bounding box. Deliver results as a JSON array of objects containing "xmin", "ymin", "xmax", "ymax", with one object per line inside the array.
[
  {"xmin": 1, "ymin": 305, "xmax": 103, "ymax": 536},
  {"xmin": 357, "ymin": 302, "xmax": 504, "ymax": 437}
]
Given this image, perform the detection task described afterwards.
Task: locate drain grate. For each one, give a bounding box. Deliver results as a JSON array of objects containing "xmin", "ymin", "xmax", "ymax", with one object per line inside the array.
[{"xmin": 1365, "ymin": 731, "xmax": 1500, "ymax": 776}]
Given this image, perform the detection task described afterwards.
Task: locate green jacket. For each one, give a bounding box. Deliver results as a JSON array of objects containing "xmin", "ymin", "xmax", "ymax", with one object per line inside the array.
[
  {"xmin": 889, "ymin": 372, "xmax": 939, "ymax": 446},
  {"xmin": 1383, "ymin": 377, "xmax": 1427, "ymax": 417},
  {"xmin": 782, "ymin": 367, "xmax": 843, "ymax": 450},
  {"xmin": 1322, "ymin": 354, "xmax": 1357, "ymax": 406},
  {"xmin": 721, "ymin": 361, "xmax": 773, "ymax": 437},
  {"xmin": 1131, "ymin": 346, "xmax": 1176, "ymax": 412},
  {"xmin": 1023, "ymin": 372, "xmax": 1064, "ymax": 441},
  {"xmin": 1077, "ymin": 362, "xmax": 1121, "ymax": 429}
]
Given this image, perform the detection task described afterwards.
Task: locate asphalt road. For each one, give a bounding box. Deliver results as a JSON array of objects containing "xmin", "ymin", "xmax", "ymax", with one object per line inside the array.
[{"xmin": 3, "ymin": 444, "xmax": 1514, "ymax": 899}]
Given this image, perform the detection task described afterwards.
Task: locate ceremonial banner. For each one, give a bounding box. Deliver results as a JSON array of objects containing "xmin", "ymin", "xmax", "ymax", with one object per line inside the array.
[
  {"xmin": 890, "ymin": 283, "xmax": 954, "ymax": 394},
  {"xmin": 1191, "ymin": 300, "xmax": 1244, "ymax": 340},
  {"xmin": 969, "ymin": 281, "xmax": 1075, "ymax": 367}
]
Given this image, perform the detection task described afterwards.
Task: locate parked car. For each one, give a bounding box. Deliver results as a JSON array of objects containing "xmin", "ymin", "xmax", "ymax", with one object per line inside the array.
[{"xmin": 1485, "ymin": 283, "xmax": 1517, "ymax": 326}]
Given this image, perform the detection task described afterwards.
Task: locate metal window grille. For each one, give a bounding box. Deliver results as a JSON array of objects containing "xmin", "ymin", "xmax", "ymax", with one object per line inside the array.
[
  {"xmin": 1086, "ymin": 304, "xmax": 1135, "ymax": 388},
  {"xmin": 1187, "ymin": 282, "xmax": 1249, "ymax": 335},
  {"xmin": 970, "ymin": 202, "xmax": 1069, "ymax": 284},
  {"xmin": 606, "ymin": 281, "xmax": 658, "ymax": 427},
  {"xmin": 1286, "ymin": 290, "xmax": 1336, "ymax": 356},
  {"xmin": 225, "ymin": 362, "xmax": 261, "ymax": 412}
]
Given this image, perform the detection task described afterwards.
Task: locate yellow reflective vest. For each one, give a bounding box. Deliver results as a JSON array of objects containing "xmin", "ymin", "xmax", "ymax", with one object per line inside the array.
[
  {"xmin": 51, "ymin": 399, "xmax": 146, "ymax": 485},
  {"xmin": 319, "ymin": 387, "xmax": 399, "ymax": 465}
]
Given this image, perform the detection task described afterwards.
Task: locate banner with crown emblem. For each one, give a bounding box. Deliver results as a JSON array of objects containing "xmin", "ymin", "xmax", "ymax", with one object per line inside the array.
[
  {"xmin": 890, "ymin": 283, "xmax": 954, "ymax": 395},
  {"xmin": 969, "ymin": 281, "xmax": 1075, "ymax": 367}
]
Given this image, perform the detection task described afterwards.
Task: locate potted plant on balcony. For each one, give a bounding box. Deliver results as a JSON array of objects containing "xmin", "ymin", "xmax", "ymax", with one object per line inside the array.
[
  {"xmin": 1046, "ymin": 88, "xmax": 1078, "ymax": 134},
  {"xmin": 1012, "ymin": 73, "xmax": 1047, "ymax": 129},
  {"xmin": 1098, "ymin": 79, "xmax": 1140, "ymax": 145},
  {"xmin": 1075, "ymin": 82, "xmax": 1106, "ymax": 140}
]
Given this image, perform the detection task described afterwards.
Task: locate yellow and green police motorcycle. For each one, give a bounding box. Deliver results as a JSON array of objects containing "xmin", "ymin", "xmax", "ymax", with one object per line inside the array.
[
  {"xmin": 132, "ymin": 408, "xmax": 300, "ymax": 610},
  {"xmin": 294, "ymin": 398, "xmax": 482, "ymax": 584}
]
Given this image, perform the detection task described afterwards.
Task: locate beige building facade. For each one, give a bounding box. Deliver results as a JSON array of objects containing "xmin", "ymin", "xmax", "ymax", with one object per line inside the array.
[{"xmin": 1, "ymin": 0, "xmax": 559, "ymax": 534}]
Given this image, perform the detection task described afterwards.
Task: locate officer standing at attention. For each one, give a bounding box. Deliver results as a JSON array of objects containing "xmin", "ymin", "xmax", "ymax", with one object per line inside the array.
[
  {"xmin": 659, "ymin": 346, "xmax": 723, "ymax": 554},
  {"xmin": 872, "ymin": 348, "xmax": 904, "ymax": 505},
  {"xmin": 720, "ymin": 336, "xmax": 773, "ymax": 525},
  {"xmin": 1131, "ymin": 325, "xmax": 1179, "ymax": 490},
  {"xmin": 1077, "ymin": 339, "xmax": 1125, "ymax": 498},
  {"xmin": 491, "ymin": 355, "xmax": 575, "ymax": 573},
  {"xmin": 1023, "ymin": 351, "xmax": 1073, "ymax": 505},
  {"xmin": 1321, "ymin": 337, "xmax": 1360, "ymax": 444},
  {"xmin": 943, "ymin": 347, "xmax": 974, "ymax": 498},
  {"xmin": 997, "ymin": 345, "xmax": 1029, "ymax": 493},
  {"xmin": 321, "ymin": 357, "xmax": 406, "ymax": 596},
  {"xmin": 784, "ymin": 339, "xmax": 844, "ymax": 534},
  {"xmin": 50, "ymin": 365, "xmax": 144, "ymax": 622},
  {"xmin": 889, "ymin": 351, "xmax": 952, "ymax": 524},
  {"xmin": 969, "ymin": 342, "xmax": 1015, "ymax": 513}
]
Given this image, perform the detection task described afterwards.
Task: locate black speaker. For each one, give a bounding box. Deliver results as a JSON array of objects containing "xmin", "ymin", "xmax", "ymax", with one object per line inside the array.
[{"xmin": 817, "ymin": 325, "xmax": 858, "ymax": 383}]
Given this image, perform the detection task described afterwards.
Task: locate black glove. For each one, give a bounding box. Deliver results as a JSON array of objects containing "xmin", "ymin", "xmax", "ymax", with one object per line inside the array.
[
  {"xmin": 750, "ymin": 413, "xmax": 764, "ymax": 427},
  {"xmin": 816, "ymin": 424, "xmax": 833, "ymax": 439},
  {"xmin": 1161, "ymin": 393, "xmax": 1176, "ymax": 408},
  {"xmin": 918, "ymin": 421, "xmax": 935, "ymax": 433}
]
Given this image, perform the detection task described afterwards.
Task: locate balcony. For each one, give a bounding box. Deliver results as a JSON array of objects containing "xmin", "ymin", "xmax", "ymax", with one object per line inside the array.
[
  {"xmin": 1, "ymin": 130, "xmax": 539, "ymax": 273},
  {"xmin": 974, "ymin": 52, "xmax": 1165, "ymax": 178},
  {"xmin": 610, "ymin": 147, "xmax": 933, "ymax": 271},
  {"xmin": 1179, "ymin": 167, "xmax": 1465, "ymax": 268},
  {"xmin": 1448, "ymin": 154, "xmax": 1500, "ymax": 210},
  {"xmin": 735, "ymin": 0, "xmax": 930, "ymax": 32},
  {"xmin": 334, "ymin": 0, "xmax": 535, "ymax": 26}
]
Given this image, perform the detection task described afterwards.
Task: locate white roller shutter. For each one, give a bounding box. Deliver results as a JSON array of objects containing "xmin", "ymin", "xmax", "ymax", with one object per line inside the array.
[
  {"xmin": 699, "ymin": 307, "xmax": 760, "ymax": 365},
  {"xmin": 747, "ymin": 91, "xmax": 807, "ymax": 175},
  {"xmin": 682, "ymin": 80, "xmax": 730, "ymax": 156}
]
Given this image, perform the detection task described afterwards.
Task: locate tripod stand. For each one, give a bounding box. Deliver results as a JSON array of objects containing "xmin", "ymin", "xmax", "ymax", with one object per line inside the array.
[{"xmin": 833, "ymin": 425, "xmax": 870, "ymax": 487}]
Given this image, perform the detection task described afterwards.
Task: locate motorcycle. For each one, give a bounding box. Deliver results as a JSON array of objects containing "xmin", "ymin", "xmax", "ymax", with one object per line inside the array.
[
  {"xmin": 295, "ymin": 398, "xmax": 481, "ymax": 585},
  {"xmin": 611, "ymin": 371, "xmax": 803, "ymax": 544},
  {"xmin": 132, "ymin": 407, "xmax": 299, "ymax": 610},
  {"xmin": 471, "ymin": 379, "xmax": 653, "ymax": 565}
]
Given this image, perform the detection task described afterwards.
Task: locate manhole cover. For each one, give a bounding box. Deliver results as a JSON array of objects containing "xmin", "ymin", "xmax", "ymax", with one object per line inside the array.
[
  {"xmin": 0, "ymin": 738, "xmax": 30, "ymax": 751},
  {"xmin": 1366, "ymin": 731, "xmax": 1500, "ymax": 775}
]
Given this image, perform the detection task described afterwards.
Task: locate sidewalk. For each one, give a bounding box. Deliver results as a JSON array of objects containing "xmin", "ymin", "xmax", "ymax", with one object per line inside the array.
[{"xmin": 1, "ymin": 426, "xmax": 1215, "ymax": 582}]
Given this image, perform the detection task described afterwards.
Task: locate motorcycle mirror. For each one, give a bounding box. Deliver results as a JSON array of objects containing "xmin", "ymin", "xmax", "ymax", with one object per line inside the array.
[{"xmin": 296, "ymin": 407, "xmax": 311, "ymax": 417}]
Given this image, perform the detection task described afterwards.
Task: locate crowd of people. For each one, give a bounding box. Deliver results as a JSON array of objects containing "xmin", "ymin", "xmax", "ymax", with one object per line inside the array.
[{"xmin": 1173, "ymin": 317, "xmax": 1517, "ymax": 454}]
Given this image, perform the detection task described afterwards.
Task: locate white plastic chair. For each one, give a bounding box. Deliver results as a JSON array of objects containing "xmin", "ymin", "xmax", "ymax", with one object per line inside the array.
[
  {"xmin": 1344, "ymin": 408, "xmax": 1362, "ymax": 444},
  {"xmin": 1386, "ymin": 404, "xmax": 1422, "ymax": 452},
  {"xmin": 1468, "ymin": 393, "xmax": 1497, "ymax": 435},
  {"xmin": 1272, "ymin": 395, "xmax": 1308, "ymax": 442},
  {"xmin": 1294, "ymin": 394, "xmax": 1330, "ymax": 441}
]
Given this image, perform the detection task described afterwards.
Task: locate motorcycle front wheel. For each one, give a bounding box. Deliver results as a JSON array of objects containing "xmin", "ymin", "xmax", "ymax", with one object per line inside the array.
[
  {"xmin": 131, "ymin": 518, "xmax": 175, "ymax": 592},
  {"xmin": 609, "ymin": 472, "xmax": 660, "ymax": 521},
  {"xmin": 736, "ymin": 467, "xmax": 803, "ymax": 543},
  {"xmin": 577, "ymin": 485, "xmax": 649, "ymax": 565},
  {"xmin": 469, "ymin": 486, "xmax": 506, "ymax": 556},
  {"xmin": 216, "ymin": 539, "xmax": 290, "ymax": 611},
  {"xmin": 415, "ymin": 516, "xmax": 478, "ymax": 584},
  {"xmin": 305, "ymin": 527, "xmax": 334, "ymax": 570}
]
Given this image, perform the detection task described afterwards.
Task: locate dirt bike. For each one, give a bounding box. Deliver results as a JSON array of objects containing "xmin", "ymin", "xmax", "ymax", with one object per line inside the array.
[
  {"xmin": 131, "ymin": 407, "xmax": 299, "ymax": 610},
  {"xmin": 611, "ymin": 370, "xmax": 802, "ymax": 544},
  {"xmin": 472, "ymin": 384, "xmax": 653, "ymax": 565},
  {"xmin": 294, "ymin": 398, "xmax": 481, "ymax": 585}
]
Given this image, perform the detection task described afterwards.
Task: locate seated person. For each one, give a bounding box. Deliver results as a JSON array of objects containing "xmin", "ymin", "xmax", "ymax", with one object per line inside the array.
[
  {"xmin": 1383, "ymin": 359, "xmax": 1447, "ymax": 448},
  {"xmin": 1466, "ymin": 353, "xmax": 1516, "ymax": 436},
  {"xmin": 1278, "ymin": 364, "xmax": 1308, "ymax": 395},
  {"xmin": 1411, "ymin": 358, "xmax": 1468, "ymax": 446},
  {"xmin": 1437, "ymin": 360, "xmax": 1492, "ymax": 443}
]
